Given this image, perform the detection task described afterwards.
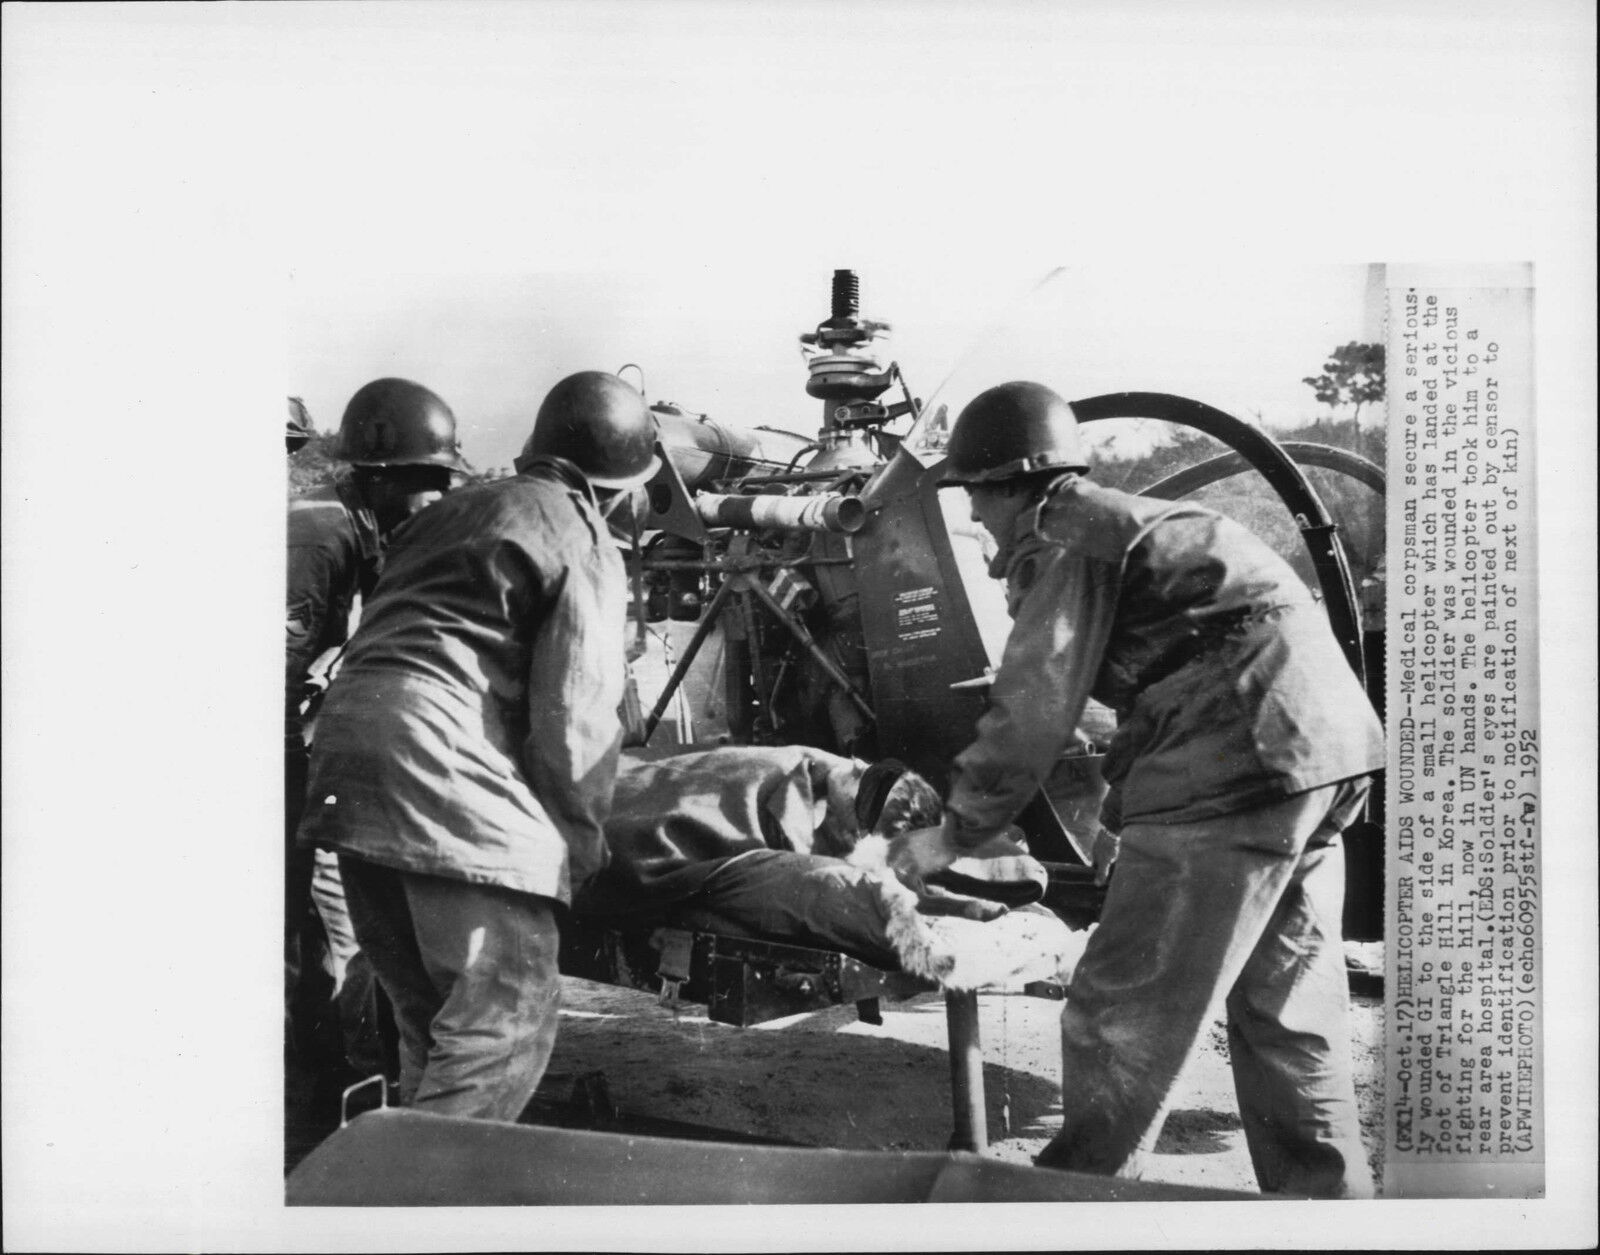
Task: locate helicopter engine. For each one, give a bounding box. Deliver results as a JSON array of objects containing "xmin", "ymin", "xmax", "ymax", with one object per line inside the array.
[{"xmin": 636, "ymin": 270, "xmax": 923, "ymax": 757}]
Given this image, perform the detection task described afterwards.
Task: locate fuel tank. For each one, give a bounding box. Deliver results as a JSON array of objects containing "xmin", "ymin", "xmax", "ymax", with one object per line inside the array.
[{"xmin": 650, "ymin": 403, "xmax": 810, "ymax": 490}]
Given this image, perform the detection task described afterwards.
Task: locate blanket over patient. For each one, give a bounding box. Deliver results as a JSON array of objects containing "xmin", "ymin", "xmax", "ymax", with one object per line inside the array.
[{"xmin": 575, "ymin": 746, "xmax": 1088, "ymax": 990}]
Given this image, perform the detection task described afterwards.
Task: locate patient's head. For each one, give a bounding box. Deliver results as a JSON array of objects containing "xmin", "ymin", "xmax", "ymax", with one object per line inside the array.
[
  {"xmin": 873, "ymin": 768, "xmax": 943, "ymax": 836},
  {"xmin": 814, "ymin": 756, "xmax": 942, "ymax": 856}
]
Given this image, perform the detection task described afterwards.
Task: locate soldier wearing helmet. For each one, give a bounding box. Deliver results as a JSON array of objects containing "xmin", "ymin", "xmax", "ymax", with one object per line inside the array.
[
  {"xmin": 287, "ymin": 379, "xmax": 465, "ymax": 732},
  {"xmin": 285, "ymin": 378, "xmax": 464, "ymax": 1114},
  {"xmin": 297, "ymin": 371, "xmax": 659, "ymax": 1121},
  {"xmin": 888, "ymin": 381, "xmax": 1384, "ymax": 1198},
  {"xmin": 287, "ymin": 396, "xmax": 314, "ymax": 454}
]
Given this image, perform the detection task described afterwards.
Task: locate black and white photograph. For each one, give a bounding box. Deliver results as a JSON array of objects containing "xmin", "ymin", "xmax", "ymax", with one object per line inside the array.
[
  {"xmin": 278, "ymin": 262, "xmax": 1392, "ymax": 1202},
  {"xmin": 3, "ymin": 3, "xmax": 1594, "ymax": 1251}
]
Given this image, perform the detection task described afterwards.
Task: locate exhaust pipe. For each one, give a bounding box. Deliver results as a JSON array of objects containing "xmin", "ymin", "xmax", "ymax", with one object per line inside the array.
[{"xmin": 694, "ymin": 492, "xmax": 866, "ymax": 534}]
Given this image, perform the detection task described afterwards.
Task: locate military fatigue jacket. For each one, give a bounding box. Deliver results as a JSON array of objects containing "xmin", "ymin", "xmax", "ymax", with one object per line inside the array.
[
  {"xmin": 286, "ymin": 483, "xmax": 381, "ymax": 747},
  {"xmin": 298, "ymin": 459, "xmax": 628, "ymax": 904},
  {"xmin": 946, "ymin": 475, "xmax": 1384, "ymax": 844},
  {"xmin": 575, "ymin": 745, "xmax": 853, "ymax": 913}
]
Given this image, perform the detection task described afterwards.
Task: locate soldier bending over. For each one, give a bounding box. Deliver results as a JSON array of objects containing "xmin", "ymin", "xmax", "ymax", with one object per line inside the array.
[
  {"xmin": 299, "ymin": 372, "xmax": 657, "ymax": 1121},
  {"xmin": 890, "ymin": 381, "xmax": 1384, "ymax": 1197}
]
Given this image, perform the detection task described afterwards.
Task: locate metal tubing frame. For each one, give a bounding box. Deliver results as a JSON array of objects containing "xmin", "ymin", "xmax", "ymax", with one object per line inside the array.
[
  {"xmin": 745, "ymin": 575, "xmax": 877, "ymax": 727},
  {"xmin": 640, "ymin": 577, "xmax": 737, "ymax": 744},
  {"xmin": 732, "ymin": 467, "xmax": 874, "ymax": 488},
  {"xmin": 639, "ymin": 561, "xmax": 877, "ymax": 746},
  {"xmin": 642, "ymin": 556, "xmax": 854, "ymax": 574}
]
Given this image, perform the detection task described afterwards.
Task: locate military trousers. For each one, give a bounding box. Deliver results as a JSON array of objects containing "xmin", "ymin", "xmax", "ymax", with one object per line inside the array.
[
  {"xmin": 285, "ymin": 746, "xmax": 341, "ymax": 1072},
  {"xmin": 1037, "ymin": 778, "xmax": 1373, "ymax": 1198},
  {"xmin": 309, "ymin": 851, "xmax": 392, "ymax": 1080},
  {"xmin": 670, "ymin": 849, "xmax": 902, "ymax": 968},
  {"xmin": 339, "ymin": 855, "xmax": 562, "ymax": 1123}
]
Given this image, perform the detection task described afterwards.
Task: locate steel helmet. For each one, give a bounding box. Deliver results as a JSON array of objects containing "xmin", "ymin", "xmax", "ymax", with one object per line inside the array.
[
  {"xmin": 938, "ymin": 381, "xmax": 1087, "ymax": 486},
  {"xmin": 515, "ymin": 371, "xmax": 661, "ymax": 489},
  {"xmin": 287, "ymin": 396, "xmax": 313, "ymax": 453},
  {"xmin": 336, "ymin": 378, "xmax": 466, "ymax": 470}
]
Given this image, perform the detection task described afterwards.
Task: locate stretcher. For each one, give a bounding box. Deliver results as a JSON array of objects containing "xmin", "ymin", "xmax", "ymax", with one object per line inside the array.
[{"xmin": 558, "ymin": 861, "xmax": 1105, "ymax": 1154}]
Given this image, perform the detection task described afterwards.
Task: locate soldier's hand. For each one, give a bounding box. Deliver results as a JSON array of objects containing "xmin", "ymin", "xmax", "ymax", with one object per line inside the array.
[
  {"xmin": 885, "ymin": 824, "xmax": 960, "ymax": 889},
  {"xmin": 914, "ymin": 883, "xmax": 1010, "ymax": 921},
  {"xmin": 1091, "ymin": 824, "xmax": 1121, "ymax": 886},
  {"xmin": 887, "ymin": 821, "xmax": 1029, "ymax": 890},
  {"xmin": 960, "ymin": 824, "xmax": 1030, "ymax": 861}
]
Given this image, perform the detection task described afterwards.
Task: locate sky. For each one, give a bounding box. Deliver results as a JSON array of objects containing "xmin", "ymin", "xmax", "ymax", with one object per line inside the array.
[
  {"xmin": 255, "ymin": 0, "xmax": 1403, "ymax": 470},
  {"xmin": 289, "ymin": 261, "xmax": 1384, "ymax": 471}
]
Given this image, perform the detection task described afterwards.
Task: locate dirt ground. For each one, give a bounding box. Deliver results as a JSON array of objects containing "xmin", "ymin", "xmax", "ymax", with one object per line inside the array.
[
  {"xmin": 289, "ymin": 946, "xmax": 1386, "ymax": 1199},
  {"xmin": 536, "ymin": 956, "xmax": 1386, "ymax": 1197},
  {"xmin": 526, "ymin": 635, "xmax": 1391, "ymax": 1198}
]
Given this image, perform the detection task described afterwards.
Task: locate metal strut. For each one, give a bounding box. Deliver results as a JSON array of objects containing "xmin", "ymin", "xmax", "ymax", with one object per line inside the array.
[
  {"xmin": 945, "ymin": 990, "xmax": 987, "ymax": 1153},
  {"xmin": 640, "ymin": 578, "xmax": 737, "ymax": 744},
  {"xmin": 746, "ymin": 574, "xmax": 876, "ymax": 727},
  {"xmin": 638, "ymin": 568, "xmax": 876, "ymax": 746}
]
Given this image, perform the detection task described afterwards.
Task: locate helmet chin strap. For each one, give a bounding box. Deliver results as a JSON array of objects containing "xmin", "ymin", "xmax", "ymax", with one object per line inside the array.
[{"xmin": 597, "ymin": 487, "xmax": 630, "ymax": 518}]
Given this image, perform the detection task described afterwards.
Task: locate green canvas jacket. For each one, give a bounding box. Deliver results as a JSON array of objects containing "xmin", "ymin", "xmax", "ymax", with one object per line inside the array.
[
  {"xmin": 946, "ymin": 476, "xmax": 1384, "ymax": 844},
  {"xmin": 298, "ymin": 459, "xmax": 628, "ymax": 904}
]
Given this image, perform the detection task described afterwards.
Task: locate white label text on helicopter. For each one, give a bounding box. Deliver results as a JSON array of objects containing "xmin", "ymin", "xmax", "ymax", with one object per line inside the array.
[{"xmin": 894, "ymin": 587, "xmax": 941, "ymax": 641}]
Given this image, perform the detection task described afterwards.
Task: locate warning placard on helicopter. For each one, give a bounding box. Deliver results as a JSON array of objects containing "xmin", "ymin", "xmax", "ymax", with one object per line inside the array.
[
  {"xmin": 1384, "ymin": 267, "xmax": 1543, "ymax": 1198},
  {"xmin": 895, "ymin": 586, "xmax": 942, "ymax": 641}
]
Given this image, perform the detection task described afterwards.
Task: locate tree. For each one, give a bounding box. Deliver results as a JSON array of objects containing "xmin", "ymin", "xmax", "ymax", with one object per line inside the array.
[
  {"xmin": 1088, "ymin": 416, "xmax": 1386, "ymax": 621},
  {"xmin": 287, "ymin": 430, "xmax": 349, "ymax": 497},
  {"xmin": 289, "ymin": 440, "xmax": 509, "ymax": 497},
  {"xmin": 1302, "ymin": 341, "xmax": 1386, "ymax": 422}
]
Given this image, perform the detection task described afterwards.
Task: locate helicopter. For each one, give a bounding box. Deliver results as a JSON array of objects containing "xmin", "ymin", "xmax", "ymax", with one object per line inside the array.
[
  {"xmin": 287, "ymin": 269, "xmax": 1391, "ymax": 1201},
  {"xmin": 619, "ymin": 269, "xmax": 1386, "ymax": 939}
]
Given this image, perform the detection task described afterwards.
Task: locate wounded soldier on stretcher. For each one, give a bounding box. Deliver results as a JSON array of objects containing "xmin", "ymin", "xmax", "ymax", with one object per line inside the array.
[{"xmin": 573, "ymin": 745, "xmax": 1087, "ymax": 990}]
